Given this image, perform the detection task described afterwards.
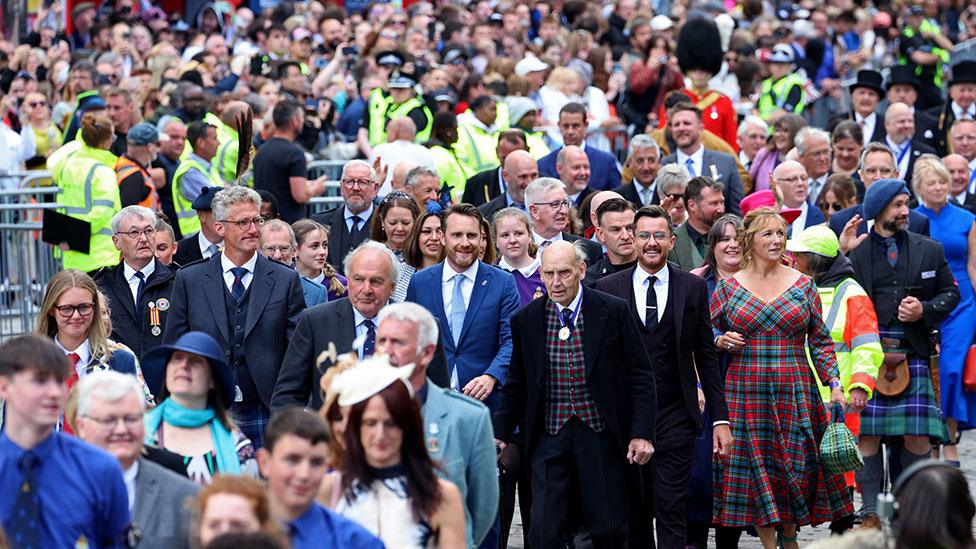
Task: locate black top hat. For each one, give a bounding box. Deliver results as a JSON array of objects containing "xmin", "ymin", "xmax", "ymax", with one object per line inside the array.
[
  {"xmin": 886, "ymin": 65, "xmax": 921, "ymax": 91},
  {"xmin": 849, "ymin": 69, "xmax": 885, "ymax": 97},
  {"xmin": 950, "ymin": 61, "xmax": 976, "ymax": 87}
]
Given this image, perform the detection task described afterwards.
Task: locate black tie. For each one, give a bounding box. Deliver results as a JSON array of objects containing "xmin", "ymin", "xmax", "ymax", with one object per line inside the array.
[
  {"xmin": 363, "ymin": 319, "xmax": 376, "ymax": 356},
  {"xmin": 134, "ymin": 271, "xmax": 146, "ymax": 307},
  {"xmin": 350, "ymin": 215, "xmax": 363, "ymax": 238},
  {"xmin": 10, "ymin": 452, "xmax": 41, "ymax": 549},
  {"xmin": 561, "ymin": 307, "xmax": 575, "ymax": 334},
  {"xmin": 645, "ymin": 276, "xmax": 658, "ymax": 332}
]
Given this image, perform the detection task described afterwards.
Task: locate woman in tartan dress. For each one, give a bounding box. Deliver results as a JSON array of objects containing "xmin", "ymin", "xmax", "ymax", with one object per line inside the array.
[{"xmin": 710, "ymin": 208, "xmax": 852, "ymax": 548}]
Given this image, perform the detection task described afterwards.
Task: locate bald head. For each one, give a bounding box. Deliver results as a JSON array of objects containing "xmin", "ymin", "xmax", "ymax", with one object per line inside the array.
[
  {"xmin": 556, "ymin": 145, "xmax": 590, "ymax": 195},
  {"xmin": 884, "ymin": 102, "xmax": 915, "ymax": 144},
  {"xmin": 540, "ymin": 241, "xmax": 587, "ymax": 307},
  {"xmin": 387, "ymin": 117, "xmax": 417, "ymax": 142},
  {"xmin": 944, "ymin": 154, "xmax": 971, "ymax": 195},
  {"xmin": 772, "ymin": 160, "xmax": 809, "ymax": 208},
  {"xmin": 391, "ymin": 160, "xmax": 418, "ymax": 190},
  {"xmin": 588, "ymin": 190, "xmax": 623, "ymax": 227},
  {"xmin": 502, "ymin": 150, "xmax": 539, "ymax": 203}
]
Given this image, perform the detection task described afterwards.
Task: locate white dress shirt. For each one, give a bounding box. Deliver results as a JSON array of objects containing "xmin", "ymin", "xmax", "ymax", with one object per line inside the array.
[
  {"xmin": 442, "ymin": 260, "xmax": 480, "ymax": 321},
  {"xmin": 352, "ymin": 306, "xmax": 382, "ymax": 359},
  {"xmin": 498, "ymin": 256, "xmax": 540, "ymax": 278},
  {"xmin": 632, "ymin": 264, "xmax": 669, "ymax": 326},
  {"xmin": 855, "ymin": 112, "xmax": 877, "ymax": 146},
  {"xmin": 886, "ymin": 137, "xmax": 911, "ymax": 179},
  {"xmin": 123, "ymin": 461, "xmax": 139, "ymax": 512},
  {"xmin": 952, "ymin": 101, "xmax": 976, "ymax": 121},
  {"xmin": 221, "ymin": 252, "xmax": 258, "ymax": 294},
  {"xmin": 739, "ymin": 150, "xmax": 752, "ymax": 171},
  {"xmin": 636, "ymin": 181, "xmax": 656, "ymax": 206},
  {"xmin": 344, "ymin": 203, "xmax": 374, "ymax": 233},
  {"xmin": 55, "ymin": 336, "xmax": 91, "ymax": 377},
  {"xmin": 123, "ymin": 261, "xmax": 155, "ymax": 305},
  {"xmin": 554, "ymin": 284, "xmax": 584, "ymax": 328},
  {"xmin": 789, "ymin": 202, "xmax": 810, "ymax": 235},
  {"xmin": 532, "ymin": 230, "xmax": 564, "ymax": 248},
  {"xmin": 676, "ymin": 145, "xmax": 706, "ymax": 178},
  {"xmin": 198, "ymin": 231, "xmax": 221, "ymax": 259}
]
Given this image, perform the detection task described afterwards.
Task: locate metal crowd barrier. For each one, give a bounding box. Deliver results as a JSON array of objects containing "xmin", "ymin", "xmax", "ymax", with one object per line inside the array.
[
  {"xmin": 305, "ymin": 160, "xmax": 347, "ymax": 216},
  {"xmin": 0, "ymin": 179, "xmax": 62, "ymax": 342}
]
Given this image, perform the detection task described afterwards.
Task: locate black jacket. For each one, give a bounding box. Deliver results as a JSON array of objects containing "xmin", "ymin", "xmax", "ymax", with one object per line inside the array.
[
  {"xmin": 95, "ymin": 258, "xmax": 176, "ymax": 360},
  {"xmin": 310, "ymin": 205, "xmax": 372, "ymax": 274},
  {"xmin": 173, "ymin": 232, "xmax": 204, "ymax": 267},
  {"xmin": 462, "ymin": 168, "xmax": 503, "ymax": 208}
]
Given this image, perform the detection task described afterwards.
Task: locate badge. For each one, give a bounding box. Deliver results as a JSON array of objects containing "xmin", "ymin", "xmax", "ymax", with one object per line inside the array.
[
  {"xmin": 156, "ymin": 298, "xmax": 170, "ymax": 311},
  {"xmin": 709, "ymin": 164, "xmax": 719, "ymax": 180},
  {"xmin": 151, "ymin": 326, "xmax": 161, "ymax": 336},
  {"xmin": 429, "ymin": 422, "xmax": 440, "ymax": 435},
  {"xmin": 710, "ymin": 109, "xmax": 718, "ymax": 120},
  {"xmin": 559, "ymin": 326, "xmax": 571, "ymax": 340},
  {"xmin": 235, "ymin": 385, "xmax": 244, "ymax": 403},
  {"xmin": 147, "ymin": 301, "xmax": 156, "ymax": 309},
  {"xmin": 428, "ymin": 437, "xmax": 440, "ymax": 453},
  {"xmin": 533, "ymin": 287, "xmax": 544, "ymax": 300}
]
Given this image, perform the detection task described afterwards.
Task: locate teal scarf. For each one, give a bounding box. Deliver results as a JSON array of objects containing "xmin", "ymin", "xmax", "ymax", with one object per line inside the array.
[{"xmin": 143, "ymin": 399, "xmax": 241, "ymax": 475}]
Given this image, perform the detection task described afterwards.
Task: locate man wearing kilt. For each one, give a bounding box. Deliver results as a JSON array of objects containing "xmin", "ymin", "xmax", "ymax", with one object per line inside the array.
[{"xmin": 846, "ymin": 179, "xmax": 960, "ymax": 528}]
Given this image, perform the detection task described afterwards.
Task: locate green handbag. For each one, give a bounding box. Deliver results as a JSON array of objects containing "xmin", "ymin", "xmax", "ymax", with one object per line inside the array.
[{"xmin": 821, "ymin": 404, "xmax": 863, "ymax": 475}]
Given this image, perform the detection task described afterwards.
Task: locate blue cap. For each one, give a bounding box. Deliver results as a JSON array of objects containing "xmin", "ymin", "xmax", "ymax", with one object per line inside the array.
[
  {"xmin": 191, "ymin": 186, "xmax": 221, "ymax": 211},
  {"xmin": 141, "ymin": 331, "xmax": 235, "ymax": 407},
  {"xmin": 127, "ymin": 123, "xmax": 159, "ymax": 145},
  {"xmin": 862, "ymin": 179, "xmax": 910, "ymax": 221}
]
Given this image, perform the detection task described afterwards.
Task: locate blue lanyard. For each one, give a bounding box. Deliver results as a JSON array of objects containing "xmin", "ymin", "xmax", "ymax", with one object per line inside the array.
[
  {"xmin": 969, "ymin": 167, "xmax": 976, "ymax": 190},
  {"xmin": 557, "ymin": 288, "xmax": 584, "ymax": 329}
]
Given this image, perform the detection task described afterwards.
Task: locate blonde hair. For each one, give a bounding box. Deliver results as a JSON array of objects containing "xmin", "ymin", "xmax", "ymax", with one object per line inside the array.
[
  {"xmin": 35, "ymin": 269, "xmax": 112, "ymax": 362},
  {"xmin": 738, "ymin": 207, "xmax": 787, "ymax": 268},
  {"xmin": 545, "ymin": 66, "xmax": 581, "ymax": 96},
  {"xmin": 911, "ymin": 154, "xmax": 951, "ymax": 198}
]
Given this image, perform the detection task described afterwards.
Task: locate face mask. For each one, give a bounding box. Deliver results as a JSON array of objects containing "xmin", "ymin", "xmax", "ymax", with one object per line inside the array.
[{"xmin": 332, "ymin": 90, "xmax": 347, "ymax": 112}]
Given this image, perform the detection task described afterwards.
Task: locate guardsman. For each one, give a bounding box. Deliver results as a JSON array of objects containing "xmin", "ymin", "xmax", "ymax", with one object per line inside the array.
[
  {"xmin": 756, "ymin": 45, "xmax": 807, "ymax": 123},
  {"xmin": 115, "ymin": 123, "xmax": 161, "ymax": 210},
  {"xmin": 172, "ymin": 121, "xmax": 220, "ymax": 238}
]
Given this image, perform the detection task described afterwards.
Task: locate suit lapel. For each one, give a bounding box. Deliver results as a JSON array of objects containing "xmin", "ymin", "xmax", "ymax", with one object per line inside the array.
[
  {"xmin": 114, "ymin": 267, "xmax": 138, "ymax": 323},
  {"xmin": 244, "ymin": 255, "xmax": 274, "ymax": 338},
  {"xmin": 619, "ymin": 267, "xmax": 642, "ymax": 327},
  {"xmin": 582, "ymin": 289, "xmax": 606, "ymax": 376},
  {"xmin": 205, "ymin": 256, "xmax": 230, "ymax": 343},
  {"xmin": 528, "ymin": 300, "xmax": 547, "ymax": 384},
  {"xmin": 669, "ymin": 265, "xmax": 685, "ymax": 345},
  {"xmin": 905, "ymin": 233, "xmax": 923, "ymax": 288},
  {"xmin": 459, "ymin": 263, "xmax": 489, "ymax": 345},
  {"xmin": 336, "ymin": 299, "xmax": 356, "ymax": 349},
  {"xmin": 132, "ymin": 459, "xmax": 158, "ymax": 532}
]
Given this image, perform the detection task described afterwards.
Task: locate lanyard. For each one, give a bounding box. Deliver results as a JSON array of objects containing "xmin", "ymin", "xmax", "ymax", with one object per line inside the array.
[
  {"xmin": 895, "ymin": 141, "xmax": 911, "ymax": 167},
  {"xmin": 557, "ymin": 288, "xmax": 584, "ymax": 330},
  {"xmin": 969, "ymin": 168, "xmax": 976, "ymax": 192}
]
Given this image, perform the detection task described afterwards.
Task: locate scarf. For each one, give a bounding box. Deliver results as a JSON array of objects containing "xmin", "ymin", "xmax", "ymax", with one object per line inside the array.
[{"xmin": 143, "ymin": 398, "xmax": 240, "ymax": 475}]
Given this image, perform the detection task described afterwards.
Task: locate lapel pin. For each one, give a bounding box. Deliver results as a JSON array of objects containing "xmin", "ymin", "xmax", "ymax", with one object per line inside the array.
[{"xmin": 481, "ymin": 280, "xmax": 487, "ymax": 286}]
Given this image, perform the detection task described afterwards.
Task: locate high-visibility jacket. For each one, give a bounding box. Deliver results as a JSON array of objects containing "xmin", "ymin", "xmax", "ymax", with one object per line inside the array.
[
  {"xmin": 172, "ymin": 154, "xmax": 219, "ymax": 236},
  {"xmin": 53, "ymin": 144, "xmax": 121, "ymax": 272},
  {"xmin": 367, "ymin": 89, "xmax": 434, "ymax": 146},
  {"xmin": 899, "ymin": 22, "xmax": 949, "ymax": 89},
  {"xmin": 456, "ymin": 122, "xmax": 499, "ymax": 175},
  {"xmin": 757, "ymin": 73, "xmax": 807, "ymax": 121},
  {"xmin": 212, "ymin": 126, "xmax": 241, "ymax": 185},
  {"xmin": 115, "ymin": 155, "xmax": 158, "ymax": 209},
  {"xmin": 429, "ymin": 144, "xmax": 471, "ymax": 202},
  {"xmin": 526, "ymin": 130, "xmax": 551, "ymax": 160},
  {"xmin": 808, "ymin": 277, "xmax": 883, "ymax": 402}
]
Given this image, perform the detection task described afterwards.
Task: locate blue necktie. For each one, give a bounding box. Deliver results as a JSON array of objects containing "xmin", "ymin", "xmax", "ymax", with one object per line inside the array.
[
  {"xmin": 884, "ymin": 237, "xmax": 898, "ymax": 267},
  {"xmin": 206, "ymin": 243, "xmax": 220, "ymax": 258},
  {"xmin": 231, "ymin": 267, "xmax": 248, "ymax": 301},
  {"xmin": 10, "ymin": 452, "xmax": 41, "ymax": 549},
  {"xmin": 685, "ymin": 157, "xmax": 696, "ymax": 177},
  {"xmin": 450, "ymin": 273, "xmax": 466, "ymax": 345},
  {"xmin": 134, "ymin": 271, "xmax": 146, "ymax": 307},
  {"xmin": 363, "ymin": 319, "xmax": 376, "ymax": 357},
  {"xmin": 561, "ymin": 307, "xmax": 575, "ymax": 334}
]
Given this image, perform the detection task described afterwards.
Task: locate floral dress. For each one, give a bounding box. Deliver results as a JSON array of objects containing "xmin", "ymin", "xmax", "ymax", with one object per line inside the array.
[{"xmin": 710, "ymin": 275, "xmax": 853, "ymax": 527}]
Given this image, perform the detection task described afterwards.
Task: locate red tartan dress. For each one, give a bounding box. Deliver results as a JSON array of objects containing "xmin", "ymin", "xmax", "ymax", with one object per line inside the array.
[
  {"xmin": 658, "ymin": 88, "xmax": 739, "ymax": 152},
  {"xmin": 710, "ymin": 275, "xmax": 853, "ymax": 527}
]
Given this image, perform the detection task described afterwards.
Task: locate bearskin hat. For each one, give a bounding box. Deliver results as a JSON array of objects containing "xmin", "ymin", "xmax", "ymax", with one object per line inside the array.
[{"xmin": 676, "ymin": 16, "xmax": 723, "ymax": 77}]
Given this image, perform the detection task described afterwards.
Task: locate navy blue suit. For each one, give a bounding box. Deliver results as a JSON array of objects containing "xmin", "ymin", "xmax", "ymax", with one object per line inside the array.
[
  {"xmin": 162, "ymin": 253, "xmax": 306, "ymax": 409},
  {"xmin": 406, "ymin": 261, "xmax": 520, "ymax": 413},
  {"xmin": 828, "ymin": 205, "xmax": 930, "ymax": 238},
  {"xmin": 538, "ymin": 146, "xmax": 621, "ymax": 191}
]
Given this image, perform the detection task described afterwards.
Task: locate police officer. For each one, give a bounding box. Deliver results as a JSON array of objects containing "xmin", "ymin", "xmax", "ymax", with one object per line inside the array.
[
  {"xmin": 362, "ymin": 51, "xmax": 433, "ymax": 149},
  {"xmin": 96, "ymin": 206, "xmax": 175, "ymax": 360},
  {"xmin": 172, "ymin": 121, "xmax": 220, "ymax": 238},
  {"xmin": 115, "ymin": 123, "xmax": 161, "ymax": 209},
  {"xmin": 756, "ymin": 45, "xmax": 807, "ymax": 124}
]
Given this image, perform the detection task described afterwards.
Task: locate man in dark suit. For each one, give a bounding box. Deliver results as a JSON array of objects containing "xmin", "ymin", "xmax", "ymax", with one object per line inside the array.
[
  {"xmin": 830, "ymin": 143, "xmax": 931, "ymax": 252},
  {"xmin": 660, "ymin": 102, "xmax": 743, "ymax": 215},
  {"xmin": 796, "ymin": 127, "xmax": 833, "ymax": 204},
  {"xmin": 946, "ymin": 154, "xmax": 976, "ymax": 213},
  {"xmin": 494, "ymin": 241, "xmax": 657, "ymax": 548},
  {"xmin": 596, "ymin": 205, "xmax": 730, "ymax": 548},
  {"xmin": 538, "ymin": 102, "xmax": 622, "ymax": 191},
  {"xmin": 406, "ymin": 204, "xmax": 521, "ymax": 414},
  {"xmin": 478, "ymin": 150, "xmax": 538, "ymax": 221},
  {"xmin": 885, "ymin": 65, "xmax": 939, "ymax": 148},
  {"xmin": 583, "ymin": 197, "xmax": 637, "ymax": 287},
  {"xmin": 883, "ymin": 102, "xmax": 937, "ymax": 189},
  {"xmin": 163, "ymin": 186, "xmax": 306, "ymax": 448},
  {"xmin": 271, "ymin": 241, "xmax": 449, "ymax": 410},
  {"xmin": 172, "ymin": 186, "xmax": 222, "ymax": 267},
  {"xmin": 926, "ymin": 60, "xmax": 976, "ymax": 156},
  {"xmin": 612, "ymin": 134, "xmax": 662, "ymax": 208},
  {"xmin": 525, "ymin": 177, "xmax": 603, "ymax": 265},
  {"xmin": 556, "ymin": 145, "xmax": 595, "ymax": 208},
  {"xmin": 462, "ymin": 129, "xmax": 529, "ymax": 208},
  {"xmin": 847, "ymin": 179, "xmax": 959, "ymax": 527},
  {"xmin": 310, "ymin": 159, "xmax": 379, "ymax": 274},
  {"xmin": 75, "ymin": 371, "xmax": 199, "ymax": 549},
  {"xmin": 831, "ymin": 69, "xmax": 886, "ymax": 146},
  {"xmin": 96, "ymin": 206, "xmax": 174, "ymax": 360}
]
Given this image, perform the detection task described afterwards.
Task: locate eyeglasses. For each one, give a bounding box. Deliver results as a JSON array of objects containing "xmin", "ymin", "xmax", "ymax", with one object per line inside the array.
[
  {"xmin": 27, "ymin": 101, "xmax": 47, "ymax": 108},
  {"xmin": 82, "ymin": 414, "xmax": 142, "ymax": 428},
  {"xmin": 342, "ymin": 178, "xmax": 373, "ymax": 189},
  {"xmin": 262, "ymin": 245, "xmax": 293, "ymax": 254},
  {"xmin": 220, "ymin": 217, "xmax": 266, "ymax": 230},
  {"xmin": 116, "ymin": 227, "xmax": 156, "ymax": 239},
  {"xmin": 636, "ymin": 230, "xmax": 671, "ymax": 242},
  {"xmin": 380, "ymin": 30, "xmax": 399, "ymax": 39},
  {"xmin": 54, "ymin": 303, "xmax": 95, "ymax": 318},
  {"xmin": 823, "ymin": 202, "xmax": 844, "ymax": 212},
  {"xmin": 532, "ymin": 199, "xmax": 570, "ymax": 210}
]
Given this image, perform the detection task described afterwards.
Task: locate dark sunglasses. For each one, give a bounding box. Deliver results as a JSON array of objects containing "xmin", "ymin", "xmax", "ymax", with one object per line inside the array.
[{"xmin": 823, "ymin": 202, "xmax": 844, "ymax": 212}]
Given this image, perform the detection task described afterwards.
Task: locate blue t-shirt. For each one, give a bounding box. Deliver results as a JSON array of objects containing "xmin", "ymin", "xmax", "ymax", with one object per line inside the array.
[
  {"xmin": 289, "ymin": 502, "xmax": 385, "ymax": 549},
  {"xmin": 0, "ymin": 431, "xmax": 130, "ymax": 548}
]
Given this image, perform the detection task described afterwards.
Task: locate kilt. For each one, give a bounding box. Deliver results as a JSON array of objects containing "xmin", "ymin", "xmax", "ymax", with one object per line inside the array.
[
  {"xmin": 232, "ymin": 400, "xmax": 270, "ymax": 449},
  {"xmin": 859, "ymin": 354, "xmax": 948, "ymax": 441}
]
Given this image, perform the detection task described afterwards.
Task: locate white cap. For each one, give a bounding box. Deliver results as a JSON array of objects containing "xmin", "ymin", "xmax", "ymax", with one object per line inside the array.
[
  {"xmin": 769, "ymin": 44, "xmax": 795, "ymax": 64},
  {"xmin": 650, "ymin": 15, "xmax": 674, "ymax": 31},
  {"xmin": 514, "ymin": 55, "xmax": 549, "ymax": 76},
  {"xmin": 331, "ymin": 355, "xmax": 415, "ymax": 406}
]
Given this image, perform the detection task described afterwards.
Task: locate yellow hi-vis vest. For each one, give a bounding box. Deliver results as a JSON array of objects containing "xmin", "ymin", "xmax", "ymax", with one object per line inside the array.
[
  {"xmin": 429, "ymin": 144, "xmax": 471, "ymax": 202},
  {"xmin": 54, "ymin": 144, "xmax": 121, "ymax": 272},
  {"xmin": 367, "ymin": 89, "xmax": 434, "ymax": 146},
  {"xmin": 213, "ymin": 126, "xmax": 241, "ymax": 185},
  {"xmin": 172, "ymin": 156, "xmax": 219, "ymax": 236},
  {"xmin": 456, "ymin": 123, "xmax": 500, "ymax": 175},
  {"xmin": 757, "ymin": 74, "xmax": 807, "ymax": 121}
]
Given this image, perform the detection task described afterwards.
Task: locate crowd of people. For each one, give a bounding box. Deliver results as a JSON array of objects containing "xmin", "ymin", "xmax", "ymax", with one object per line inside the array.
[{"xmin": 5, "ymin": 0, "xmax": 976, "ymax": 548}]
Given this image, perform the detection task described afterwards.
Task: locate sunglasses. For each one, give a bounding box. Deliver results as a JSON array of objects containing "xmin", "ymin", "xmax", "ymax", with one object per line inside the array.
[
  {"xmin": 822, "ymin": 202, "xmax": 844, "ymax": 212},
  {"xmin": 27, "ymin": 101, "xmax": 47, "ymax": 108}
]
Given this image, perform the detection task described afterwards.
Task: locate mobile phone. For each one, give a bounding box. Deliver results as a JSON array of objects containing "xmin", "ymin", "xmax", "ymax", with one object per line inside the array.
[{"xmin": 341, "ymin": 45, "xmax": 358, "ymax": 57}]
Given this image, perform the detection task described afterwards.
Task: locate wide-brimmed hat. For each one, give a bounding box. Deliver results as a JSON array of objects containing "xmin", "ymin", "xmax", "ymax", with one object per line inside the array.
[
  {"xmin": 141, "ymin": 331, "xmax": 235, "ymax": 406},
  {"xmin": 849, "ymin": 69, "xmax": 885, "ymax": 97},
  {"xmin": 331, "ymin": 355, "xmax": 415, "ymax": 407}
]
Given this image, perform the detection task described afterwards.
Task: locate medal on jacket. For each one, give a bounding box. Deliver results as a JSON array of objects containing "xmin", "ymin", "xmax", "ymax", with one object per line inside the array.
[
  {"xmin": 557, "ymin": 290, "xmax": 583, "ymax": 341},
  {"xmin": 148, "ymin": 301, "xmax": 161, "ymax": 336},
  {"xmin": 533, "ymin": 287, "xmax": 544, "ymax": 300},
  {"xmin": 709, "ymin": 164, "xmax": 719, "ymax": 180}
]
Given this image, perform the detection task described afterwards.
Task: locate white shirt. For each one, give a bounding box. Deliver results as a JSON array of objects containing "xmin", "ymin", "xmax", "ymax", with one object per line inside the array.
[
  {"xmin": 198, "ymin": 231, "xmax": 221, "ymax": 259},
  {"xmin": 352, "ymin": 306, "xmax": 382, "ymax": 360},
  {"xmin": 886, "ymin": 136, "xmax": 912, "ymax": 180},
  {"xmin": 221, "ymin": 252, "xmax": 258, "ymax": 294},
  {"xmin": 123, "ymin": 461, "xmax": 139, "ymax": 512},
  {"xmin": 738, "ymin": 150, "xmax": 752, "ymax": 171},
  {"xmin": 676, "ymin": 145, "xmax": 705, "ymax": 178},
  {"xmin": 635, "ymin": 181, "xmax": 656, "ymax": 206},
  {"xmin": 632, "ymin": 263, "xmax": 669, "ymax": 326},
  {"xmin": 789, "ymin": 201, "xmax": 810, "ymax": 235},
  {"xmin": 123, "ymin": 261, "xmax": 155, "ymax": 305},
  {"xmin": 554, "ymin": 285, "xmax": 584, "ymax": 328},
  {"xmin": 55, "ymin": 336, "xmax": 91, "ymax": 377},
  {"xmin": 498, "ymin": 256, "xmax": 540, "ymax": 278},
  {"xmin": 369, "ymin": 140, "xmax": 435, "ymax": 196},
  {"xmin": 855, "ymin": 112, "xmax": 877, "ymax": 146},
  {"xmin": 532, "ymin": 230, "xmax": 564, "ymax": 248},
  {"xmin": 345, "ymin": 204, "xmax": 374, "ymax": 233},
  {"xmin": 955, "ymin": 191, "xmax": 968, "ymax": 204},
  {"xmin": 442, "ymin": 260, "xmax": 480, "ymax": 321},
  {"xmin": 952, "ymin": 101, "xmax": 976, "ymax": 121}
]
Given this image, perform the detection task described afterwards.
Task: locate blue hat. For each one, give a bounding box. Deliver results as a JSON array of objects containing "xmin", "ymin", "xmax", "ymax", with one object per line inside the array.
[
  {"xmin": 191, "ymin": 186, "xmax": 221, "ymax": 211},
  {"xmin": 862, "ymin": 179, "xmax": 909, "ymax": 221},
  {"xmin": 141, "ymin": 331, "xmax": 235, "ymax": 406},
  {"xmin": 127, "ymin": 123, "xmax": 159, "ymax": 145}
]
